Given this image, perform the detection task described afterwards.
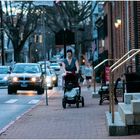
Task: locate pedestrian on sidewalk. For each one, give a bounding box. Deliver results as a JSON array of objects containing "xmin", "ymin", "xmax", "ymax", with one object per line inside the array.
[{"xmin": 84, "ymin": 62, "xmax": 93, "ymax": 88}]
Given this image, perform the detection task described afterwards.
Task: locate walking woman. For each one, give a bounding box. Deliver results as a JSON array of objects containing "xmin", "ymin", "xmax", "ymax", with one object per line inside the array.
[{"xmin": 84, "ymin": 62, "xmax": 93, "ymax": 88}]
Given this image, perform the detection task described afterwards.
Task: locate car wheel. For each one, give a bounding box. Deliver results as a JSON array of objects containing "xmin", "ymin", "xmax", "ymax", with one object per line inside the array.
[
  {"xmin": 37, "ymin": 88, "xmax": 44, "ymax": 95},
  {"xmin": 76, "ymin": 97, "xmax": 79, "ymax": 108},
  {"xmin": 55, "ymin": 82, "xmax": 58, "ymax": 87},
  {"xmin": 55, "ymin": 79, "xmax": 58, "ymax": 87},
  {"xmin": 62, "ymin": 98, "xmax": 66, "ymax": 109},
  {"xmin": 8, "ymin": 89, "xmax": 13, "ymax": 94},
  {"xmin": 81, "ymin": 96, "xmax": 84, "ymax": 107},
  {"xmin": 8, "ymin": 87, "xmax": 16, "ymax": 95}
]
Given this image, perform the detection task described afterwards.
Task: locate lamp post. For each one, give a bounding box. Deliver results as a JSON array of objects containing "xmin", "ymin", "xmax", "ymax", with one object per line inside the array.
[
  {"xmin": 40, "ymin": 7, "xmax": 48, "ymax": 106},
  {"xmin": 0, "ymin": 1, "xmax": 4, "ymax": 65},
  {"xmin": 109, "ymin": 3, "xmax": 122, "ymax": 124},
  {"xmin": 114, "ymin": 18, "xmax": 122, "ymax": 76},
  {"xmin": 109, "ymin": 1, "xmax": 115, "ymax": 123}
]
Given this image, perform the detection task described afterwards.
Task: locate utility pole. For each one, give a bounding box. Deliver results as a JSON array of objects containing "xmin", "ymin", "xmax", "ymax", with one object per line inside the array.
[
  {"xmin": 41, "ymin": 7, "xmax": 48, "ymax": 106},
  {"xmin": 0, "ymin": 1, "xmax": 5, "ymax": 65}
]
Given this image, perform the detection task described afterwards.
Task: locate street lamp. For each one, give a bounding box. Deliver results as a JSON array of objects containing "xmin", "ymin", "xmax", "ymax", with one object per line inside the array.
[
  {"xmin": 109, "ymin": 4, "xmax": 122, "ymax": 123},
  {"xmin": 114, "ymin": 18, "xmax": 122, "ymax": 76},
  {"xmin": 114, "ymin": 18, "xmax": 121, "ymax": 28},
  {"xmin": 40, "ymin": 7, "xmax": 48, "ymax": 106}
]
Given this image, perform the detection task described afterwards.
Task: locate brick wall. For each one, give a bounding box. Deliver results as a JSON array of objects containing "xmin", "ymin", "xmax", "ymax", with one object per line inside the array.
[
  {"xmin": 103, "ymin": 1, "xmax": 140, "ymax": 80},
  {"xmin": 134, "ymin": 1, "xmax": 140, "ymax": 72}
]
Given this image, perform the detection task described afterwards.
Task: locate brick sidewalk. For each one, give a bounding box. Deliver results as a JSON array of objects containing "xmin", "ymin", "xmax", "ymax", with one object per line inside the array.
[{"xmin": 0, "ymin": 86, "xmax": 140, "ymax": 139}]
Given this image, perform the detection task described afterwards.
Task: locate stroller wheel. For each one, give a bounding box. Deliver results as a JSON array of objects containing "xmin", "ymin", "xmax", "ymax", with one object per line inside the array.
[
  {"xmin": 76, "ymin": 102, "xmax": 79, "ymax": 108},
  {"xmin": 81, "ymin": 96, "xmax": 84, "ymax": 107},
  {"xmin": 62, "ymin": 98, "xmax": 66, "ymax": 109},
  {"xmin": 76, "ymin": 97, "xmax": 79, "ymax": 108}
]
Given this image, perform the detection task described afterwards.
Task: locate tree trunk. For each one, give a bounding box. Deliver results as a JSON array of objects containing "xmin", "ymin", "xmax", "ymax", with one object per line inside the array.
[
  {"xmin": 12, "ymin": 37, "xmax": 25, "ymax": 63},
  {"xmin": 14, "ymin": 48, "xmax": 21, "ymax": 63}
]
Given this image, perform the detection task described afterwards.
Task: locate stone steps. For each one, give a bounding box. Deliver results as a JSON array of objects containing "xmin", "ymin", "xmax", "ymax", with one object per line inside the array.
[
  {"xmin": 106, "ymin": 92, "xmax": 140, "ymax": 136},
  {"xmin": 105, "ymin": 111, "xmax": 127, "ymax": 136},
  {"xmin": 118, "ymin": 103, "xmax": 133, "ymax": 125}
]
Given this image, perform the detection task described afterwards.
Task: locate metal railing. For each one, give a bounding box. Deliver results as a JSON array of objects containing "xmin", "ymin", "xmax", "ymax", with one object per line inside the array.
[
  {"xmin": 93, "ymin": 59, "xmax": 114, "ymax": 94},
  {"xmin": 109, "ymin": 49, "xmax": 140, "ymax": 123}
]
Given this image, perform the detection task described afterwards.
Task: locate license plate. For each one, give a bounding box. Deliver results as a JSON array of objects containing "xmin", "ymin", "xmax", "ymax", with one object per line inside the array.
[{"xmin": 21, "ymin": 83, "xmax": 27, "ymax": 87}]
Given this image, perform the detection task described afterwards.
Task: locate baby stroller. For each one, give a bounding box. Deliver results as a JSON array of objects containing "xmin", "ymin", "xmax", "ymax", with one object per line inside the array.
[{"xmin": 62, "ymin": 72, "xmax": 84, "ymax": 109}]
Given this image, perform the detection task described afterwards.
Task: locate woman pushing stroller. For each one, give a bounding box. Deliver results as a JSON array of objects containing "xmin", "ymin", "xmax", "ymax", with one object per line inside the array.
[{"xmin": 61, "ymin": 49, "xmax": 84, "ymax": 108}]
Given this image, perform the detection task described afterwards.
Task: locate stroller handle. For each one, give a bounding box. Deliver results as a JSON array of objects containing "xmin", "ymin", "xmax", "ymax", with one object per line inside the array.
[{"xmin": 66, "ymin": 71, "xmax": 77, "ymax": 76}]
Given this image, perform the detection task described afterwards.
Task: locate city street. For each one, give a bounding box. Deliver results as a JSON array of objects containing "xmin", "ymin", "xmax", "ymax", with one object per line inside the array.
[
  {"xmin": 0, "ymin": 86, "xmax": 140, "ymax": 139},
  {"xmin": 1, "ymin": 1, "xmax": 140, "ymax": 139}
]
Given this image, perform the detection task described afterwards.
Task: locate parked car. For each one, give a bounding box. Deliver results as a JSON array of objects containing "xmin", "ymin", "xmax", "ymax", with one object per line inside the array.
[
  {"xmin": 45, "ymin": 68, "xmax": 55, "ymax": 89},
  {"xmin": 0, "ymin": 66, "xmax": 10, "ymax": 86},
  {"xmin": 50, "ymin": 68, "xmax": 58, "ymax": 87},
  {"xmin": 49, "ymin": 62, "xmax": 60, "ymax": 75},
  {"xmin": 38, "ymin": 61, "xmax": 50, "ymax": 72},
  {"xmin": 8, "ymin": 63, "xmax": 44, "ymax": 95}
]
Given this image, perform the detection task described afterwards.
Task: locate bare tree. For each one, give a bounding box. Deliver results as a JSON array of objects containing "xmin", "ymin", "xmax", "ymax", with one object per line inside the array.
[
  {"xmin": 3, "ymin": 1, "xmax": 40, "ymax": 62},
  {"xmin": 40, "ymin": 1, "xmax": 93, "ymax": 58},
  {"xmin": 43, "ymin": 1, "xmax": 93, "ymax": 33}
]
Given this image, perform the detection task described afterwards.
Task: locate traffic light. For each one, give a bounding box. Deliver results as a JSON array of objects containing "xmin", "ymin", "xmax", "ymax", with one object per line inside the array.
[
  {"xmin": 82, "ymin": 58, "xmax": 85, "ymax": 64},
  {"xmin": 81, "ymin": 55, "xmax": 85, "ymax": 65}
]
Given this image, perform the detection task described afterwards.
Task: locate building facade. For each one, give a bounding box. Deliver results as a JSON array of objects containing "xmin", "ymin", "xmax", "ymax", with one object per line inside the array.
[{"xmin": 93, "ymin": 1, "xmax": 140, "ymax": 81}]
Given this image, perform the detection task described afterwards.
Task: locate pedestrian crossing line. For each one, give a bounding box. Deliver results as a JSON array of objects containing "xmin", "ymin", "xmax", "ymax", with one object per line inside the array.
[
  {"xmin": 28, "ymin": 99, "xmax": 40, "ymax": 104},
  {"xmin": 5, "ymin": 99, "xmax": 18, "ymax": 104}
]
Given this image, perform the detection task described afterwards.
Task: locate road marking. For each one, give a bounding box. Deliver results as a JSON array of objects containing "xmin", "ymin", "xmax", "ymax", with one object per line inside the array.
[
  {"xmin": 5, "ymin": 99, "xmax": 18, "ymax": 104},
  {"xmin": 28, "ymin": 99, "xmax": 40, "ymax": 104}
]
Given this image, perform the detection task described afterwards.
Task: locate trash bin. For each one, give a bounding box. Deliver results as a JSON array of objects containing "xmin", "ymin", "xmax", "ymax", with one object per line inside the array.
[{"xmin": 125, "ymin": 73, "xmax": 140, "ymax": 92}]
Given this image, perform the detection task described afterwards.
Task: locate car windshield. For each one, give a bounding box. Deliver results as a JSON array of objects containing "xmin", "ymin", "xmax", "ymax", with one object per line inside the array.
[
  {"xmin": 50, "ymin": 69, "xmax": 55, "ymax": 74},
  {"xmin": 50, "ymin": 63, "xmax": 59, "ymax": 67},
  {"xmin": 13, "ymin": 65, "xmax": 40, "ymax": 73},
  {"xmin": 45, "ymin": 69, "xmax": 51, "ymax": 76},
  {"xmin": 0, "ymin": 67, "xmax": 9, "ymax": 74}
]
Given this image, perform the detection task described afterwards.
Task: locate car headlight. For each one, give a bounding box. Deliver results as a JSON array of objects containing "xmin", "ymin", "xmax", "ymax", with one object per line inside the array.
[
  {"xmin": 45, "ymin": 76, "xmax": 51, "ymax": 83},
  {"xmin": 31, "ymin": 77, "xmax": 41, "ymax": 82},
  {"xmin": 31, "ymin": 77, "xmax": 37, "ymax": 82},
  {"xmin": 12, "ymin": 77, "xmax": 18, "ymax": 82},
  {"xmin": 3, "ymin": 76, "xmax": 8, "ymax": 80},
  {"xmin": 52, "ymin": 76, "xmax": 56, "ymax": 81}
]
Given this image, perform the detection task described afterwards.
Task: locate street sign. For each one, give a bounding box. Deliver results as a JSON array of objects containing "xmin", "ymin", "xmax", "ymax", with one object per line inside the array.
[{"xmin": 105, "ymin": 66, "xmax": 110, "ymax": 82}]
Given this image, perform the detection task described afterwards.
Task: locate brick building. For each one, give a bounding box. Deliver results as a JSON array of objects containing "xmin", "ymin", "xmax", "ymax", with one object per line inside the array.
[{"xmin": 95, "ymin": 1, "xmax": 140, "ymax": 81}]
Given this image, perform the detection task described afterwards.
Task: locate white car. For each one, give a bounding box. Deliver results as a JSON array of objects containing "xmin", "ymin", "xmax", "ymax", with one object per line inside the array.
[
  {"xmin": 45, "ymin": 69, "xmax": 57, "ymax": 89},
  {"xmin": 49, "ymin": 63, "xmax": 60, "ymax": 75},
  {"xmin": 50, "ymin": 69, "xmax": 58, "ymax": 87},
  {"xmin": 38, "ymin": 61, "xmax": 50, "ymax": 72},
  {"xmin": 8, "ymin": 63, "xmax": 44, "ymax": 95},
  {"xmin": 0, "ymin": 66, "xmax": 10, "ymax": 86}
]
